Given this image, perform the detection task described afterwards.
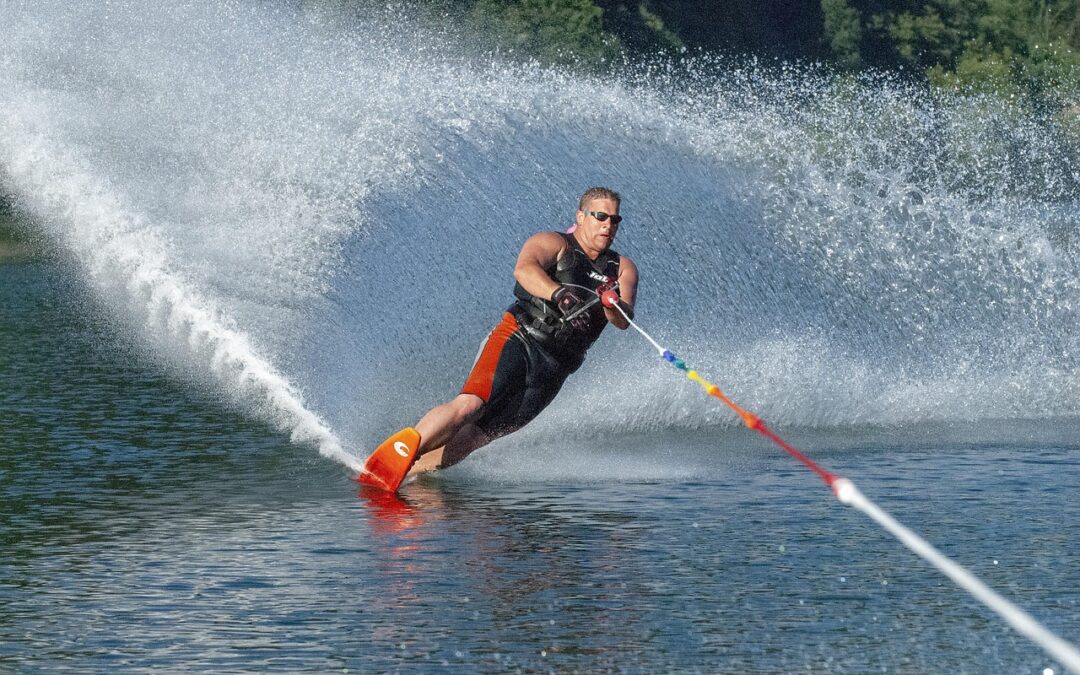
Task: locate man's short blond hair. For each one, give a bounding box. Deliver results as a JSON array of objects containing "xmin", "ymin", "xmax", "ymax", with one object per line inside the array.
[{"xmin": 578, "ymin": 187, "xmax": 620, "ymax": 210}]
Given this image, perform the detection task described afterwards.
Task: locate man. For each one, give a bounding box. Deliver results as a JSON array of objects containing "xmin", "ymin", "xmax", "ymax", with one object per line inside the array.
[{"xmin": 359, "ymin": 187, "xmax": 638, "ymax": 491}]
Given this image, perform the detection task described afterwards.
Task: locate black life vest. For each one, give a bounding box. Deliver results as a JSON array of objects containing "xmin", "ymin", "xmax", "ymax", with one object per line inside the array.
[{"xmin": 510, "ymin": 232, "xmax": 620, "ymax": 363}]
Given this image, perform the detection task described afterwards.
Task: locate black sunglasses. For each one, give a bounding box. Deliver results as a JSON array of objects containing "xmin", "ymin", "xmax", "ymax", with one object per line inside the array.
[{"xmin": 583, "ymin": 210, "xmax": 623, "ymax": 225}]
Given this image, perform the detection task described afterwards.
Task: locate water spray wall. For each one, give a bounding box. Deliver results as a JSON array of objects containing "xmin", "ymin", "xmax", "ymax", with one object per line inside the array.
[{"xmin": 2, "ymin": 1, "xmax": 1078, "ymax": 470}]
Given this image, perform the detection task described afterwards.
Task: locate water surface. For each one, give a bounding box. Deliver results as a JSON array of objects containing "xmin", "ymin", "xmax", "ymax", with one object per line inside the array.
[{"xmin": 3, "ymin": 261, "xmax": 1077, "ymax": 672}]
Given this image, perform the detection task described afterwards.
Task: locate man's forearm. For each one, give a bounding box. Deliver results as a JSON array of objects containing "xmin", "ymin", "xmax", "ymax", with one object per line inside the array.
[{"xmin": 513, "ymin": 264, "xmax": 560, "ymax": 301}]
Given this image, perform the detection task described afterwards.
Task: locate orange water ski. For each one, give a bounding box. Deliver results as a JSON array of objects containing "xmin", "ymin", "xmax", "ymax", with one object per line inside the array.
[{"xmin": 355, "ymin": 427, "xmax": 421, "ymax": 493}]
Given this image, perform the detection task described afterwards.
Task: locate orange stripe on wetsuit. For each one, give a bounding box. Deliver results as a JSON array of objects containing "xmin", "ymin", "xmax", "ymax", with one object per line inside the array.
[{"xmin": 461, "ymin": 312, "xmax": 520, "ymax": 402}]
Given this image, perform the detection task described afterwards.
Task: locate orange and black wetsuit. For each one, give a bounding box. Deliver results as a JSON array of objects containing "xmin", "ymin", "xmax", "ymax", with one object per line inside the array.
[{"xmin": 460, "ymin": 233, "xmax": 621, "ymax": 437}]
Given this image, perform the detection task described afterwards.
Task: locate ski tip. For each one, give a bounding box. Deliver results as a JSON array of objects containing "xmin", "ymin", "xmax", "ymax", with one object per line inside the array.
[{"xmin": 354, "ymin": 427, "xmax": 421, "ymax": 493}]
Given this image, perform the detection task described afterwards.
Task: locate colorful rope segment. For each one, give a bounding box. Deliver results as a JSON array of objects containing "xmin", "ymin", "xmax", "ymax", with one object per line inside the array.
[{"xmin": 660, "ymin": 347, "xmax": 840, "ymax": 488}]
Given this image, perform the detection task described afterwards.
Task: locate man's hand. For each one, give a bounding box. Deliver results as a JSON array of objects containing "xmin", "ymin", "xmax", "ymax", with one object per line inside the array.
[
  {"xmin": 552, "ymin": 285, "xmax": 584, "ymax": 312},
  {"xmin": 552, "ymin": 286, "xmax": 590, "ymax": 331},
  {"xmin": 595, "ymin": 279, "xmax": 620, "ymax": 308}
]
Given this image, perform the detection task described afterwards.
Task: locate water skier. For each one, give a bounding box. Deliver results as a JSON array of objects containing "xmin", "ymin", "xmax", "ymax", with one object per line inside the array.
[{"xmin": 358, "ymin": 187, "xmax": 639, "ymax": 491}]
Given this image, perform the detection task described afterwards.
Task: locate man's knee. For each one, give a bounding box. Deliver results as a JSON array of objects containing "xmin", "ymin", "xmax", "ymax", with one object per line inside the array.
[{"xmin": 450, "ymin": 393, "xmax": 484, "ymax": 424}]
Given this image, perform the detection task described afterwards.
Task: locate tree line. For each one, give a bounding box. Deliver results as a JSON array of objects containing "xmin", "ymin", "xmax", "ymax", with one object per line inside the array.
[{"xmin": 417, "ymin": 0, "xmax": 1078, "ymax": 103}]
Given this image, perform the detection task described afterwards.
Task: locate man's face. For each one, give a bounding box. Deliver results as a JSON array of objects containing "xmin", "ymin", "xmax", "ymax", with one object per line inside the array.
[{"xmin": 575, "ymin": 197, "xmax": 620, "ymax": 253}]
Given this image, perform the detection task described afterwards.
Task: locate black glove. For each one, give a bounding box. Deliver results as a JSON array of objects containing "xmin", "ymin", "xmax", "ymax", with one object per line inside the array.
[{"xmin": 551, "ymin": 285, "xmax": 590, "ymax": 331}]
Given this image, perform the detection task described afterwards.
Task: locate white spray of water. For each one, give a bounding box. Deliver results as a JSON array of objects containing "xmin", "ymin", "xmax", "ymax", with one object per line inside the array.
[{"xmin": 0, "ymin": 111, "xmax": 362, "ymax": 471}]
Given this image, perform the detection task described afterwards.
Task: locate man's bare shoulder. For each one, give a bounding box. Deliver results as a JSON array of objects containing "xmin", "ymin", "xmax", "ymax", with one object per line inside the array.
[
  {"xmin": 520, "ymin": 230, "xmax": 568, "ymax": 255},
  {"xmin": 523, "ymin": 230, "xmax": 567, "ymax": 246}
]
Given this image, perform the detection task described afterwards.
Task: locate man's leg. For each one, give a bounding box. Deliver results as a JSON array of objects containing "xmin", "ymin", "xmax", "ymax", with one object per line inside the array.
[
  {"xmin": 407, "ymin": 422, "xmax": 493, "ymax": 476},
  {"xmin": 409, "ymin": 370, "xmax": 566, "ymax": 477},
  {"xmin": 400, "ymin": 313, "xmax": 531, "ymax": 479},
  {"xmin": 358, "ymin": 394, "xmax": 484, "ymax": 491},
  {"xmin": 413, "ymin": 393, "xmax": 484, "ymax": 456}
]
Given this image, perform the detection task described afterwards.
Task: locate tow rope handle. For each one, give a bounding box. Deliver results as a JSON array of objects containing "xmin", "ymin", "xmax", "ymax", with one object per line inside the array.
[{"xmin": 559, "ymin": 280, "xmax": 620, "ymax": 324}]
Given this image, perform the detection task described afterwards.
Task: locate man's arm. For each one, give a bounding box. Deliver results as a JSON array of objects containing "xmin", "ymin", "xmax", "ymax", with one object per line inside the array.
[
  {"xmin": 513, "ymin": 231, "xmax": 566, "ymax": 301},
  {"xmin": 605, "ymin": 255, "xmax": 638, "ymax": 330}
]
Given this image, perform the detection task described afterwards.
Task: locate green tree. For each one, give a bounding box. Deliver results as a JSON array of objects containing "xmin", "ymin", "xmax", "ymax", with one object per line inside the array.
[
  {"xmin": 822, "ymin": 0, "xmax": 864, "ymax": 68},
  {"xmin": 465, "ymin": 0, "xmax": 624, "ymax": 68},
  {"xmin": 821, "ymin": 0, "xmax": 1080, "ymax": 98}
]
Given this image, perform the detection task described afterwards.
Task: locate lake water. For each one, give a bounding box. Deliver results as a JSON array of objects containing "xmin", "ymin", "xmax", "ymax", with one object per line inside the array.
[{"xmin": 3, "ymin": 259, "xmax": 1077, "ymax": 672}]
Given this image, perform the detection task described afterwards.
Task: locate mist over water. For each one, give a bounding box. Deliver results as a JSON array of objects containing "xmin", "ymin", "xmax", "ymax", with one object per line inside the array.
[{"xmin": 2, "ymin": 0, "xmax": 1079, "ymax": 472}]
